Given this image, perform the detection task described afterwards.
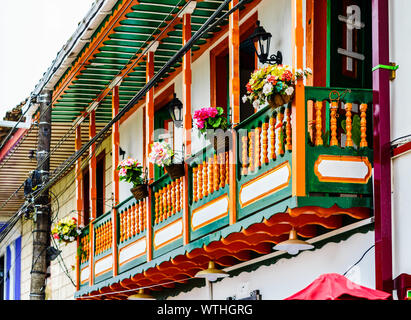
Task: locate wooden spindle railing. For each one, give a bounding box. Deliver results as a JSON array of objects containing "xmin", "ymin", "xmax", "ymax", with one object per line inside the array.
[
  {"xmin": 238, "ymin": 106, "xmax": 290, "ymax": 176},
  {"xmin": 153, "ymin": 176, "xmax": 183, "ymax": 224},
  {"xmin": 93, "ymin": 213, "xmax": 112, "ymax": 256},
  {"xmin": 79, "ymin": 232, "xmax": 90, "ymax": 264},
  {"xmin": 305, "ymin": 87, "xmax": 372, "ymax": 149},
  {"xmin": 118, "ymin": 198, "xmax": 146, "ymax": 244},
  {"xmin": 190, "ymin": 150, "xmax": 230, "ymax": 203}
]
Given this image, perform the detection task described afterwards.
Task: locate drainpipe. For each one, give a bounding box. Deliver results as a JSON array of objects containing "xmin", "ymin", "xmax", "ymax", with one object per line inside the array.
[{"xmin": 372, "ymin": 0, "xmax": 393, "ymax": 293}]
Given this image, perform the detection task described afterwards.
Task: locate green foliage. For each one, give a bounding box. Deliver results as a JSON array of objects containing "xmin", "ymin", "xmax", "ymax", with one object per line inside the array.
[{"xmin": 341, "ymin": 114, "xmax": 361, "ymax": 147}]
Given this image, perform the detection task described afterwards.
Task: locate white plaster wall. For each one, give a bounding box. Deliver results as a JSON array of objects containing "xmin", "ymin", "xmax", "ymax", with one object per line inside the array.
[
  {"xmin": 169, "ymin": 231, "xmax": 376, "ymax": 300},
  {"xmin": 389, "ymin": 0, "xmax": 411, "ymax": 141},
  {"xmin": 119, "ymin": 107, "xmax": 144, "ymax": 203},
  {"xmin": 389, "ymin": 0, "xmax": 411, "ymax": 280},
  {"xmin": 258, "ymin": 0, "xmax": 293, "ymax": 68},
  {"xmin": 392, "ymin": 152, "xmax": 411, "ymax": 279}
]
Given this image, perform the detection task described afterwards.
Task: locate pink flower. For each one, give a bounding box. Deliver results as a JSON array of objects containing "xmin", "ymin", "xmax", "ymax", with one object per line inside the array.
[
  {"xmin": 119, "ymin": 168, "xmax": 127, "ymax": 177},
  {"xmin": 53, "ymin": 234, "xmax": 60, "ymax": 240}
]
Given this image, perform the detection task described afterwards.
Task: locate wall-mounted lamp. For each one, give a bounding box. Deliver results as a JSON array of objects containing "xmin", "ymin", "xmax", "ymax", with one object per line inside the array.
[
  {"xmin": 119, "ymin": 147, "xmax": 126, "ymax": 160},
  {"xmin": 127, "ymin": 289, "xmax": 155, "ymax": 300},
  {"xmin": 273, "ymin": 228, "xmax": 314, "ymax": 255},
  {"xmin": 167, "ymin": 93, "xmax": 184, "ymax": 128},
  {"xmin": 194, "ymin": 261, "xmax": 229, "ymax": 282},
  {"xmin": 248, "ymin": 20, "xmax": 283, "ymax": 65}
]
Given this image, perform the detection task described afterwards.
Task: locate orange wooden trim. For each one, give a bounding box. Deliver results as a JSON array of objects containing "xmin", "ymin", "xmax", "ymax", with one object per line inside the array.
[
  {"xmin": 183, "ymin": 13, "xmax": 192, "ymax": 157},
  {"xmin": 313, "ymin": 155, "xmax": 372, "ymax": 184},
  {"xmin": 75, "ymin": 125, "xmax": 84, "ymax": 225},
  {"xmin": 118, "ymin": 236, "xmax": 147, "ymax": 266},
  {"xmin": 89, "ymin": 110, "xmax": 97, "ymax": 220},
  {"xmin": 229, "ymin": 0, "xmax": 240, "ymax": 126},
  {"xmin": 239, "ymin": 161, "xmax": 291, "ymax": 208},
  {"xmin": 111, "ymin": 86, "xmax": 120, "ymax": 276},
  {"xmin": 183, "ymin": 165, "xmax": 190, "ymax": 245},
  {"xmin": 229, "ymin": 132, "xmax": 237, "ymax": 225},
  {"xmin": 153, "ymin": 218, "xmax": 183, "ymax": 251},
  {"xmin": 146, "ymin": 51, "xmax": 155, "ymax": 181},
  {"xmin": 88, "ymin": 222, "xmax": 95, "ymax": 286},
  {"xmin": 291, "ymin": 0, "xmax": 306, "ymax": 197},
  {"xmin": 93, "ymin": 254, "xmax": 113, "ymax": 278},
  {"xmin": 191, "ymin": 194, "xmax": 229, "ymax": 231},
  {"xmin": 146, "ymin": 191, "xmax": 153, "ymax": 261}
]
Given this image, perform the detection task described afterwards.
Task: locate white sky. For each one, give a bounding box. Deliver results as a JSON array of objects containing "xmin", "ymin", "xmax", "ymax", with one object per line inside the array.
[{"xmin": 0, "ymin": 0, "xmax": 95, "ymax": 119}]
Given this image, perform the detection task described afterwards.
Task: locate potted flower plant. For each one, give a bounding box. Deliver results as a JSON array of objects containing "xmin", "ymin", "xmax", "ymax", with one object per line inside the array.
[
  {"xmin": 243, "ymin": 64, "xmax": 312, "ymax": 110},
  {"xmin": 193, "ymin": 106, "xmax": 230, "ymax": 152},
  {"xmin": 148, "ymin": 141, "xmax": 185, "ymax": 180},
  {"xmin": 51, "ymin": 216, "xmax": 82, "ymax": 244},
  {"xmin": 117, "ymin": 158, "xmax": 148, "ymax": 201}
]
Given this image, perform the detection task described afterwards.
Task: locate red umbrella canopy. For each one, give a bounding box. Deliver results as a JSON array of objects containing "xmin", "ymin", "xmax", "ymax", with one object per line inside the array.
[{"xmin": 285, "ymin": 273, "xmax": 392, "ymax": 300}]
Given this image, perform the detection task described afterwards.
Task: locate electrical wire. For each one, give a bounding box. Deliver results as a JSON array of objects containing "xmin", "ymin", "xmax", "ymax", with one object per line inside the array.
[{"xmin": 343, "ymin": 244, "xmax": 375, "ymax": 276}]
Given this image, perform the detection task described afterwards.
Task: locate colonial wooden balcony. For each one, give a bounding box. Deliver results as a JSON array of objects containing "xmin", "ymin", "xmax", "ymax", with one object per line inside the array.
[{"xmin": 76, "ymin": 86, "xmax": 374, "ymax": 299}]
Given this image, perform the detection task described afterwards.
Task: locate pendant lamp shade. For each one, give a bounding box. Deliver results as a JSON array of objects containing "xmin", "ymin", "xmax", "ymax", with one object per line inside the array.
[
  {"xmin": 273, "ymin": 228, "xmax": 314, "ymax": 255},
  {"xmin": 195, "ymin": 261, "xmax": 229, "ymax": 282}
]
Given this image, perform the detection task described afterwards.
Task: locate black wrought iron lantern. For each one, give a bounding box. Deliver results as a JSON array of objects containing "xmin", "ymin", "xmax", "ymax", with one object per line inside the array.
[
  {"xmin": 248, "ymin": 20, "xmax": 282, "ymax": 65},
  {"xmin": 167, "ymin": 93, "xmax": 183, "ymax": 128}
]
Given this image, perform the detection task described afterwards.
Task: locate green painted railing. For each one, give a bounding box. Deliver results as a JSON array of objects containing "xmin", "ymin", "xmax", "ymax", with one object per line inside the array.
[
  {"xmin": 234, "ymin": 104, "xmax": 293, "ymax": 220},
  {"xmin": 305, "ymin": 86, "xmax": 374, "ymax": 195}
]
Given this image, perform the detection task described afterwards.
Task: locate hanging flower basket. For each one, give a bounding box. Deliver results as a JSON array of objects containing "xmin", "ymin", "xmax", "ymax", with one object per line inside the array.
[
  {"xmin": 149, "ymin": 141, "xmax": 185, "ymax": 180},
  {"xmin": 164, "ymin": 162, "xmax": 185, "ymax": 180},
  {"xmin": 243, "ymin": 64, "xmax": 311, "ymax": 110},
  {"xmin": 51, "ymin": 217, "xmax": 82, "ymax": 245},
  {"xmin": 117, "ymin": 158, "xmax": 147, "ymax": 201},
  {"xmin": 130, "ymin": 183, "xmax": 149, "ymax": 201}
]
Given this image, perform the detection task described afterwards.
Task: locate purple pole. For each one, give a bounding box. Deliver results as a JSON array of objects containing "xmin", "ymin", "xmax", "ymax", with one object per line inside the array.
[{"xmin": 372, "ymin": 0, "xmax": 393, "ymax": 293}]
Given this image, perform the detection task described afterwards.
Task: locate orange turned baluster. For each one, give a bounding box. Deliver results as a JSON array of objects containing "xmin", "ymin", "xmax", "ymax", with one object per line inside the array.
[
  {"xmin": 198, "ymin": 163, "xmax": 203, "ymax": 200},
  {"xmin": 203, "ymin": 160, "xmax": 208, "ymax": 197},
  {"xmin": 119, "ymin": 211, "xmax": 125, "ymax": 242},
  {"xmin": 219, "ymin": 152, "xmax": 226, "ymax": 188},
  {"xmin": 286, "ymin": 106, "xmax": 292, "ymax": 151},
  {"xmin": 277, "ymin": 110, "xmax": 285, "ymax": 156},
  {"xmin": 162, "ymin": 187, "xmax": 167, "ymax": 221},
  {"xmin": 208, "ymin": 157, "xmax": 214, "ymax": 195},
  {"xmin": 330, "ymin": 101, "xmax": 339, "ymax": 147},
  {"xmin": 192, "ymin": 166, "xmax": 198, "ymax": 202},
  {"xmin": 254, "ymin": 126, "xmax": 261, "ymax": 169},
  {"xmin": 154, "ymin": 192, "xmax": 159, "ymax": 224},
  {"xmin": 171, "ymin": 181, "xmax": 176, "ymax": 215},
  {"xmin": 142, "ymin": 200, "xmax": 146, "ymax": 231},
  {"xmin": 135, "ymin": 202, "xmax": 141, "ymax": 234},
  {"xmin": 269, "ymin": 114, "xmax": 277, "ymax": 160},
  {"xmin": 126, "ymin": 207, "xmax": 131, "ymax": 241},
  {"xmin": 225, "ymin": 152, "xmax": 229, "ymax": 186},
  {"xmin": 262, "ymin": 121, "xmax": 269, "ymax": 164},
  {"xmin": 345, "ymin": 103, "xmax": 353, "ymax": 147},
  {"xmin": 360, "ymin": 103, "xmax": 368, "ymax": 148},
  {"xmin": 130, "ymin": 204, "xmax": 136, "ymax": 237},
  {"xmin": 315, "ymin": 101, "xmax": 324, "ymax": 146},
  {"xmin": 158, "ymin": 189, "xmax": 164, "ymax": 223},
  {"xmin": 213, "ymin": 153, "xmax": 220, "ymax": 192},
  {"xmin": 166, "ymin": 184, "xmax": 172, "ymax": 218},
  {"xmin": 241, "ymin": 135, "xmax": 248, "ymax": 175},
  {"xmin": 248, "ymin": 131, "xmax": 254, "ymax": 172},
  {"xmin": 176, "ymin": 178, "xmax": 182, "ymax": 212}
]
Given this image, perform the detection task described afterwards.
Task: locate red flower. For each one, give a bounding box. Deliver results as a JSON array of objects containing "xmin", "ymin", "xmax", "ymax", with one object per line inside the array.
[{"xmin": 246, "ymin": 82, "xmax": 252, "ymax": 93}]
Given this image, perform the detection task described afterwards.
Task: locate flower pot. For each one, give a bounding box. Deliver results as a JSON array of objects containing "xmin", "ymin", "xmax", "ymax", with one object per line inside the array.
[
  {"xmin": 164, "ymin": 162, "xmax": 185, "ymax": 180},
  {"xmin": 269, "ymin": 93, "xmax": 294, "ymax": 109},
  {"xmin": 130, "ymin": 184, "xmax": 148, "ymax": 201},
  {"xmin": 207, "ymin": 130, "xmax": 231, "ymax": 153}
]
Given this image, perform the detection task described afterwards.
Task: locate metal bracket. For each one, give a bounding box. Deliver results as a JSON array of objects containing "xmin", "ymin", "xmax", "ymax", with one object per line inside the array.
[{"xmin": 372, "ymin": 62, "xmax": 399, "ymax": 81}]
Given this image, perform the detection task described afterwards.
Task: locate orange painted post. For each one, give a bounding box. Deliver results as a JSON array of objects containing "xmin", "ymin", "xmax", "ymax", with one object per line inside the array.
[
  {"xmin": 182, "ymin": 12, "xmax": 192, "ymax": 245},
  {"xmin": 145, "ymin": 51, "xmax": 155, "ymax": 261},
  {"xmin": 228, "ymin": 0, "xmax": 240, "ymax": 225},
  {"xmin": 75, "ymin": 124, "xmax": 82, "ymax": 291},
  {"xmin": 291, "ymin": 0, "xmax": 306, "ymax": 197},
  {"xmin": 330, "ymin": 102, "xmax": 339, "ymax": 147},
  {"xmin": 88, "ymin": 110, "xmax": 96, "ymax": 286},
  {"xmin": 360, "ymin": 103, "xmax": 368, "ymax": 148},
  {"xmin": 111, "ymin": 86, "xmax": 120, "ymax": 276}
]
